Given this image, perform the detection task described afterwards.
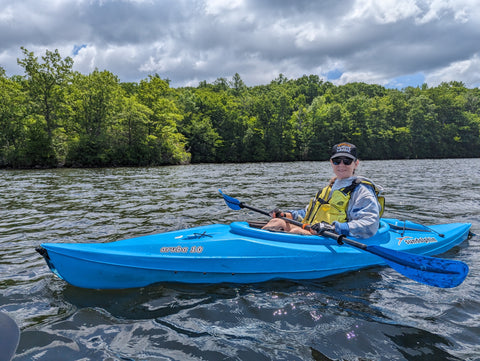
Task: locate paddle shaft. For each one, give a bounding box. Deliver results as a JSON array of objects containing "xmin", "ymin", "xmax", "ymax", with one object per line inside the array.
[{"xmin": 239, "ymin": 202, "xmax": 271, "ymax": 217}]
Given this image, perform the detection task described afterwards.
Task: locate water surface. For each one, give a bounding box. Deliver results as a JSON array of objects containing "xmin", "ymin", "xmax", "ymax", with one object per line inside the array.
[{"xmin": 1, "ymin": 159, "xmax": 479, "ymax": 360}]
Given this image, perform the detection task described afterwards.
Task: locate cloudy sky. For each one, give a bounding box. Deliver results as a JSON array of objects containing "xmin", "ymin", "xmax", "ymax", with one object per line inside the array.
[{"xmin": 1, "ymin": 0, "xmax": 479, "ymax": 88}]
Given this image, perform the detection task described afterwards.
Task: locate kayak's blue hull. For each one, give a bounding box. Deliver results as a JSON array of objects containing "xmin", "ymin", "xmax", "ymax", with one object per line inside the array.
[{"xmin": 37, "ymin": 218, "xmax": 471, "ymax": 289}]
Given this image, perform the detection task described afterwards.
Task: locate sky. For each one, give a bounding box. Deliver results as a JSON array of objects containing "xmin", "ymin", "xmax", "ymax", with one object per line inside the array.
[{"xmin": 1, "ymin": 0, "xmax": 480, "ymax": 89}]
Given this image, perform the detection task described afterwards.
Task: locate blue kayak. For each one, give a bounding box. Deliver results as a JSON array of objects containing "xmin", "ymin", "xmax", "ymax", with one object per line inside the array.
[{"xmin": 36, "ymin": 218, "xmax": 471, "ymax": 289}]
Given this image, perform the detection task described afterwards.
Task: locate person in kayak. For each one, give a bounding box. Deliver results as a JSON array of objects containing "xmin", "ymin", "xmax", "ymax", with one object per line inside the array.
[{"xmin": 262, "ymin": 142, "xmax": 384, "ymax": 239}]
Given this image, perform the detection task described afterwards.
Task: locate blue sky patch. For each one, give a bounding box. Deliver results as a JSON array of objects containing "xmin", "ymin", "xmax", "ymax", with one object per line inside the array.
[
  {"xmin": 386, "ymin": 72, "xmax": 426, "ymax": 89},
  {"xmin": 73, "ymin": 44, "xmax": 87, "ymax": 56},
  {"xmin": 326, "ymin": 68, "xmax": 343, "ymax": 80}
]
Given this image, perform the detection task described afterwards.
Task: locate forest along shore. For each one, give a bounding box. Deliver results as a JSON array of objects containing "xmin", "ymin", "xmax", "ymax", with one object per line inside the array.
[{"xmin": 1, "ymin": 48, "xmax": 479, "ymax": 169}]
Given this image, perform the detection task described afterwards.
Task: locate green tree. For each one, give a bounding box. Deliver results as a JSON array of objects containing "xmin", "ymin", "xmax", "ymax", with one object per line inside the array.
[
  {"xmin": 301, "ymin": 96, "xmax": 346, "ymax": 160},
  {"xmin": 0, "ymin": 71, "xmax": 28, "ymax": 166},
  {"xmin": 177, "ymin": 89, "xmax": 221, "ymax": 163},
  {"xmin": 230, "ymin": 73, "xmax": 248, "ymax": 97},
  {"xmin": 17, "ymin": 47, "xmax": 73, "ymax": 165},
  {"xmin": 137, "ymin": 75, "xmax": 190, "ymax": 164},
  {"xmin": 407, "ymin": 95, "xmax": 439, "ymax": 158},
  {"xmin": 192, "ymin": 87, "xmax": 245, "ymax": 162},
  {"xmin": 242, "ymin": 116, "xmax": 266, "ymax": 161},
  {"xmin": 111, "ymin": 96, "xmax": 153, "ymax": 165},
  {"xmin": 290, "ymin": 74, "xmax": 326, "ymax": 104},
  {"xmin": 65, "ymin": 70, "xmax": 124, "ymax": 166}
]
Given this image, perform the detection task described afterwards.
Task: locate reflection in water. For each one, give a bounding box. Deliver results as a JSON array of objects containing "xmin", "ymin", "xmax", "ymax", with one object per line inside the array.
[{"xmin": 1, "ymin": 159, "xmax": 479, "ymax": 360}]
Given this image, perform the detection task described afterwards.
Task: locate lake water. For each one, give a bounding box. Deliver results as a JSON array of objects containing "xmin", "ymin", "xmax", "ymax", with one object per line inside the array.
[{"xmin": 1, "ymin": 159, "xmax": 479, "ymax": 360}]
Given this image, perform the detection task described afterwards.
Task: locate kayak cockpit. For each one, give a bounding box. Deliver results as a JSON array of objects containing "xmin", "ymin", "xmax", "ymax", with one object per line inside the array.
[{"xmin": 229, "ymin": 220, "xmax": 391, "ymax": 245}]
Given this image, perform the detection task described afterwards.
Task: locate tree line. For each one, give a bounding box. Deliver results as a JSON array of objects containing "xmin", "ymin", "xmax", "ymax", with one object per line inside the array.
[{"xmin": 1, "ymin": 48, "xmax": 479, "ymax": 168}]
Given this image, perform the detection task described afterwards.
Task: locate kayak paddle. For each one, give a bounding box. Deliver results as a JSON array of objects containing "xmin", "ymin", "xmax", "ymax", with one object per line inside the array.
[
  {"xmin": 0, "ymin": 312, "xmax": 20, "ymax": 361},
  {"xmin": 219, "ymin": 189, "xmax": 469, "ymax": 288}
]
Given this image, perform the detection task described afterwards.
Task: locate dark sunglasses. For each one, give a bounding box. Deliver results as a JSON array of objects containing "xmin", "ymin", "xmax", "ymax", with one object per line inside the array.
[{"xmin": 332, "ymin": 157, "xmax": 354, "ymax": 165}]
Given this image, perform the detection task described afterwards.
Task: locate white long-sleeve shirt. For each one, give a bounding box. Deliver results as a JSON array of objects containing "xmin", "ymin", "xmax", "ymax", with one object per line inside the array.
[{"xmin": 289, "ymin": 177, "xmax": 381, "ymax": 239}]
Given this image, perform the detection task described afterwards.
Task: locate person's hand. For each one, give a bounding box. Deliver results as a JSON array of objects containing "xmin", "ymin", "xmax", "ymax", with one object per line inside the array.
[
  {"xmin": 269, "ymin": 208, "xmax": 292, "ymax": 219},
  {"xmin": 270, "ymin": 208, "xmax": 285, "ymax": 218},
  {"xmin": 311, "ymin": 222, "xmax": 336, "ymax": 234}
]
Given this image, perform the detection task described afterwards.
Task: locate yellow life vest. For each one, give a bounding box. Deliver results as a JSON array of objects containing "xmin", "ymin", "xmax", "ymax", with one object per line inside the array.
[{"xmin": 302, "ymin": 178, "xmax": 385, "ymax": 225}]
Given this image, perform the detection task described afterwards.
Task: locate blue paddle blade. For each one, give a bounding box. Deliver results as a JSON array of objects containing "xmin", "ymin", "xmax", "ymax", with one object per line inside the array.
[
  {"xmin": 219, "ymin": 189, "xmax": 243, "ymax": 210},
  {"xmin": 0, "ymin": 312, "xmax": 20, "ymax": 361},
  {"xmin": 367, "ymin": 245, "xmax": 469, "ymax": 288}
]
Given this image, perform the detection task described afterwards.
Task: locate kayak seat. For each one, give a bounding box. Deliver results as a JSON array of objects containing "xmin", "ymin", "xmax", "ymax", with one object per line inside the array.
[{"xmin": 248, "ymin": 220, "xmax": 269, "ymax": 229}]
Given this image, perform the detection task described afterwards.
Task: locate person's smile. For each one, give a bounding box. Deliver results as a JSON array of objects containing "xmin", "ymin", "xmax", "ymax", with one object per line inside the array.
[{"xmin": 331, "ymin": 157, "xmax": 357, "ymax": 179}]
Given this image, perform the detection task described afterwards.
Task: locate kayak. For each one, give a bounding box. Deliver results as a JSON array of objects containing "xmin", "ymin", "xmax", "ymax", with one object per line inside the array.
[{"xmin": 36, "ymin": 218, "xmax": 471, "ymax": 289}]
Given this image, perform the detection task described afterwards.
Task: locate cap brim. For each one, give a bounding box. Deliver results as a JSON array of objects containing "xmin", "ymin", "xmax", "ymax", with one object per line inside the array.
[{"xmin": 331, "ymin": 153, "xmax": 356, "ymax": 160}]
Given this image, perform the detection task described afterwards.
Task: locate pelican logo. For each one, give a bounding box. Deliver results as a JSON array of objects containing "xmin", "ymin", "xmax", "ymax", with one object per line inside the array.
[{"xmin": 397, "ymin": 236, "xmax": 438, "ymax": 246}]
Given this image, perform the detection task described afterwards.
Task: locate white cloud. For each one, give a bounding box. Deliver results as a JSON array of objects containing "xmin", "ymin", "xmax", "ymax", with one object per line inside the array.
[
  {"xmin": 415, "ymin": 0, "xmax": 475, "ymax": 24},
  {"xmin": 337, "ymin": 70, "xmax": 388, "ymax": 86},
  {"xmin": 0, "ymin": 4, "xmax": 15, "ymax": 22},
  {"xmin": 425, "ymin": 54, "xmax": 480, "ymax": 87},
  {"xmin": 346, "ymin": 0, "xmax": 420, "ymax": 24},
  {"xmin": 73, "ymin": 45, "xmax": 98, "ymax": 73},
  {"xmin": 204, "ymin": 0, "xmax": 244, "ymax": 15}
]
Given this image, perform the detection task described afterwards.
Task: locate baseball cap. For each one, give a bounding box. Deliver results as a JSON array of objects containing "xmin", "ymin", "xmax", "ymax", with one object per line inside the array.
[{"xmin": 330, "ymin": 142, "xmax": 357, "ymax": 160}]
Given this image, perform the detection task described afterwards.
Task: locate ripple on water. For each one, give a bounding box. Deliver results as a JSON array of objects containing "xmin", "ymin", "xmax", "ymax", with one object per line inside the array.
[{"xmin": 1, "ymin": 159, "xmax": 480, "ymax": 360}]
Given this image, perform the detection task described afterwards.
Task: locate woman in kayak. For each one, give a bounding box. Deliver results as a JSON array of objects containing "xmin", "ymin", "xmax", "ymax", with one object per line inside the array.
[{"xmin": 262, "ymin": 142, "xmax": 384, "ymax": 239}]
